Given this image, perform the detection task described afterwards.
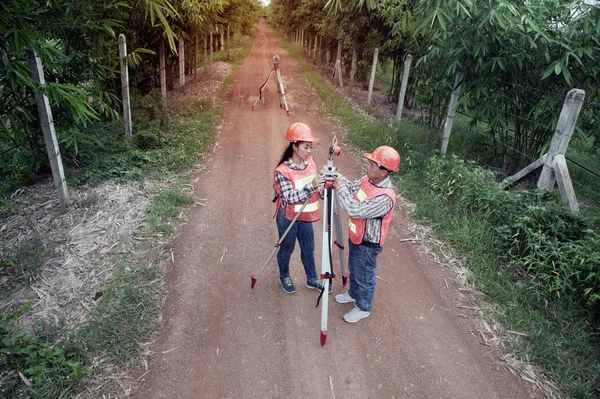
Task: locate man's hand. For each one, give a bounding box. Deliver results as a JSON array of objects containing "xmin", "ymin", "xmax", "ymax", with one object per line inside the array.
[
  {"xmin": 333, "ymin": 176, "xmax": 345, "ymax": 189},
  {"xmin": 312, "ymin": 174, "xmax": 326, "ymax": 188}
]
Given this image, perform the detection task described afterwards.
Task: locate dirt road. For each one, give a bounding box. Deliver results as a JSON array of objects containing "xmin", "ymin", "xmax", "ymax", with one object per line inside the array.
[{"xmin": 133, "ymin": 21, "xmax": 538, "ymax": 399}]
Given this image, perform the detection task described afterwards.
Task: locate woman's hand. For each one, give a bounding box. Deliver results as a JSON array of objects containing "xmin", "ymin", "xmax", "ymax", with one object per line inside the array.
[{"xmin": 312, "ymin": 174, "xmax": 325, "ymax": 188}]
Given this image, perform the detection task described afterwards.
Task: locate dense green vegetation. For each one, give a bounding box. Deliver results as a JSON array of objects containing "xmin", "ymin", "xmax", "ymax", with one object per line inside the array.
[
  {"xmin": 281, "ymin": 38, "xmax": 600, "ymax": 398},
  {"xmin": 269, "ymin": 0, "xmax": 600, "ymax": 174},
  {"xmin": 0, "ymin": 0, "xmax": 262, "ymax": 197}
]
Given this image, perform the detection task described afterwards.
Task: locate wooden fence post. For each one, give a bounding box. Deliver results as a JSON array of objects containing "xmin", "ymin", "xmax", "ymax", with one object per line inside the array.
[
  {"xmin": 395, "ymin": 54, "xmax": 413, "ymax": 121},
  {"xmin": 118, "ymin": 34, "xmax": 132, "ymax": 141},
  {"xmin": 538, "ymin": 88, "xmax": 585, "ymax": 191},
  {"xmin": 159, "ymin": 39, "xmax": 167, "ymax": 106},
  {"xmin": 26, "ymin": 50, "xmax": 69, "ymax": 209},
  {"xmin": 367, "ymin": 48, "xmax": 379, "ymax": 106},
  {"xmin": 441, "ymin": 71, "xmax": 464, "ymax": 155}
]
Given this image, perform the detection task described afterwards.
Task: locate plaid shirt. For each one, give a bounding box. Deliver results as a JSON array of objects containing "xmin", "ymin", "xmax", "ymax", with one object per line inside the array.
[
  {"xmin": 336, "ymin": 175, "xmax": 394, "ymax": 244},
  {"xmin": 274, "ymin": 159, "xmax": 321, "ymax": 209}
]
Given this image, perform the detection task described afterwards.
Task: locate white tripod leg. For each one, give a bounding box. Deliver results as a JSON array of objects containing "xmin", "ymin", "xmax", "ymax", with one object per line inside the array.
[
  {"xmin": 252, "ymin": 69, "xmax": 275, "ymax": 110},
  {"xmin": 320, "ymin": 186, "xmax": 334, "ymax": 346},
  {"xmin": 276, "ymin": 68, "xmax": 290, "ymax": 116},
  {"xmin": 333, "ymin": 201, "xmax": 348, "ymax": 286}
]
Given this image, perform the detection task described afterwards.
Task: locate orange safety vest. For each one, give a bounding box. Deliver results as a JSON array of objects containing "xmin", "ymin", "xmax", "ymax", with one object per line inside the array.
[
  {"xmin": 273, "ymin": 157, "xmax": 321, "ymax": 222},
  {"xmin": 348, "ymin": 176, "xmax": 396, "ymax": 247}
]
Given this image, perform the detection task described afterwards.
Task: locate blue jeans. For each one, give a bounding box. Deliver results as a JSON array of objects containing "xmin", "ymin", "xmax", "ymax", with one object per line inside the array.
[
  {"xmin": 276, "ymin": 208, "xmax": 318, "ymax": 282},
  {"xmin": 348, "ymin": 239, "xmax": 383, "ymax": 312}
]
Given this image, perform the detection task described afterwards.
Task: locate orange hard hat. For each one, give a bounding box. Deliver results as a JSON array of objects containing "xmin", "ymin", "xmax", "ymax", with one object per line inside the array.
[
  {"xmin": 363, "ymin": 146, "xmax": 400, "ymax": 172},
  {"xmin": 284, "ymin": 122, "xmax": 319, "ymax": 142}
]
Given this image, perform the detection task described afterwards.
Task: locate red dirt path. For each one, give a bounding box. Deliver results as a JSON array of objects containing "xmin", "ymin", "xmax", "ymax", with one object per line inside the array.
[{"xmin": 133, "ymin": 21, "xmax": 540, "ymax": 399}]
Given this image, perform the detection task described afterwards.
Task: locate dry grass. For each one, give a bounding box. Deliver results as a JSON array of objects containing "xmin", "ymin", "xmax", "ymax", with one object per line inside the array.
[{"xmin": 1, "ymin": 180, "xmax": 153, "ymax": 332}]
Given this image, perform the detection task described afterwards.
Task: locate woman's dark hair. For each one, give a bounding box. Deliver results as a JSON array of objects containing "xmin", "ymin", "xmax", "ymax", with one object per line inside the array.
[{"xmin": 277, "ymin": 141, "xmax": 303, "ymax": 166}]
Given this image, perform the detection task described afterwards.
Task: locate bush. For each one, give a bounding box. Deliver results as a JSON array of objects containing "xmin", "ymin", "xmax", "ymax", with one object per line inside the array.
[
  {"xmin": 420, "ymin": 155, "xmax": 600, "ymax": 312},
  {"xmin": 507, "ymin": 206, "xmax": 600, "ymax": 307}
]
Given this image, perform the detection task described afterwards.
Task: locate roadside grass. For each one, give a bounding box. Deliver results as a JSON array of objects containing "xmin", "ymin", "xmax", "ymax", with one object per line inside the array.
[
  {"xmin": 0, "ymin": 36, "xmax": 253, "ymax": 398},
  {"xmin": 282, "ymin": 39, "xmax": 600, "ymax": 398}
]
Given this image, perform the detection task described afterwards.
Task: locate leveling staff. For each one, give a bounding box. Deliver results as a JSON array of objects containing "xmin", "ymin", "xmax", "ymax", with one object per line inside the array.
[{"xmin": 333, "ymin": 146, "xmax": 400, "ymax": 323}]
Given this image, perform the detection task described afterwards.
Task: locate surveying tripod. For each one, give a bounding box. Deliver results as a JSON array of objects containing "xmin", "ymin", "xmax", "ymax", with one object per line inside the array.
[
  {"xmin": 250, "ymin": 136, "xmax": 349, "ymax": 346},
  {"xmin": 317, "ymin": 135, "xmax": 349, "ymax": 346},
  {"xmin": 252, "ymin": 55, "xmax": 290, "ymax": 116}
]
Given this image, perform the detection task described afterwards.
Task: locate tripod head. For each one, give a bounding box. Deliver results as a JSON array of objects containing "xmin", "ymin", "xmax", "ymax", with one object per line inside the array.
[
  {"xmin": 273, "ymin": 54, "xmax": 280, "ymax": 68},
  {"xmin": 321, "ymin": 136, "xmax": 341, "ymax": 185}
]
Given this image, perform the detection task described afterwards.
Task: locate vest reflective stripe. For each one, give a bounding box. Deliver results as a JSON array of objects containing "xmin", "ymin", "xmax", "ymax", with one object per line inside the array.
[
  {"xmin": 348, "ymin": 219, "xmax": 357, "ymax": 234},
  {"xmin": 294, "ymin": 174, "xmax": 315, "ymax": 189},
  {"xmin": 348, "ymin": 176, "xmax": 396, "ymax": 247},
  {"xmin": 356, "ymin": 189, "xmax": 367, "ymax": 201},
  {"xmin": 273, "ymin": 156, "xmax": 321, "ymax": 223},
  {"xmin": 295, "ymin": 200, "xmax": 320, "ymax": 213}
]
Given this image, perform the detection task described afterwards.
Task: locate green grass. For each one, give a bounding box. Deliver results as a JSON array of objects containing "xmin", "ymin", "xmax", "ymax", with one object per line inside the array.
[
  {"xmin": 282, "ymin": 37, "xmax": 600, "ymax": 398},
  {"xmin": 147, "ymin": 187, "xmax": 195, "ymax": 235}
]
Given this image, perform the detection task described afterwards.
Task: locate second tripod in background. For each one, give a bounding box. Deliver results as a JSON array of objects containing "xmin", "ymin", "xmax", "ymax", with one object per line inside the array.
[{"xmin": 252, "ymin": 55, "xmax": 290, "ymax": 116}]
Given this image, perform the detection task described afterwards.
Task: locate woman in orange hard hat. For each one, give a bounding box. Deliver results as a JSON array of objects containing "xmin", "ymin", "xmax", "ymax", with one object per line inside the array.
[
  {"xmin": 273, "ymin": 122, "xmax": 329, "ymax": 294},
  {"xmin": 332, "ymin": 146, "xmax": 400, "ymax": 323}
]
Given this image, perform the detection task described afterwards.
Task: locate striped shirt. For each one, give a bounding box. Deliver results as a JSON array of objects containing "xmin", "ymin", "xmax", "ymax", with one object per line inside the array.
[
  {"xmin": 335, "ymin": 175, "xmax": 394, "ymax": 244},
  {"xmin": 274, "ymin": 159, "xmax": 321, "ymax": 208}
]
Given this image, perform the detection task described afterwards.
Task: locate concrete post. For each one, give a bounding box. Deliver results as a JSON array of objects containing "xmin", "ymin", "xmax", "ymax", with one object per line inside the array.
[
  {"xmin": 538, "ymin": 89, "xmax": 585, "ymax": 191},
  {"xmin": 178, "ymin": 38, "xmax": 185, "ymax": 87},
  {"xmin": 349, "ymin": 49, "xmax": 357, "ymax": 92},
  {"xmin": 26, "ymin": 50, "xmax": 69, "ymax": 209},
  {"xmin": 395, "ymin": 55, "xmax": 413, "ymax": 121},
  {"xmin": 203, "ymin": 35, "xmax": 208, "ymax": 68},
  {"xmin": 441, "ymin": 71, "xmax": 464, "ymax": 155},
  {"xmin": 159, "ymin": 39, "xmax": 167, "ymax": 106},
  {"xmin": 210, "ymin": 26, "xmax": 214, "ymax": 63},
  {"xmin": 367, "ymin": 48, "xmax": 379, "ymax": 106},
  {"xmin": 118, "ymin": 34, "xmax": 132, "ymax": 141},
  {"xmin": 193, "ymin": 34, "xmax": 198, "ymax": 80}
]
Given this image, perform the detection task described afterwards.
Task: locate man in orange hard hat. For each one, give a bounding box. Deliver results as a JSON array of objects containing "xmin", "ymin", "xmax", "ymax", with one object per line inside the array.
[{"xmin": 333, "ymin": 146, "xmax": 400, "ymax": 323}]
